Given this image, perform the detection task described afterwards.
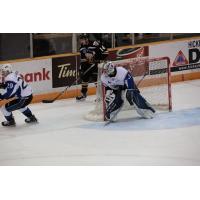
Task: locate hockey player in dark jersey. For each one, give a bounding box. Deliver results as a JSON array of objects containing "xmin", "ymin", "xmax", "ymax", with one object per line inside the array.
[{"xmin": 76, "ymin": 34, "xmax": 108, "ymax": 101}]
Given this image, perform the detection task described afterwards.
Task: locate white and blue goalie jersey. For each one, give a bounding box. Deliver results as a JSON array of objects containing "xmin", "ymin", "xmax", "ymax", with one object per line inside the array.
[
  {"xmin": 101, "ymin": 67, "xmax": 128, "ymax": 90},
  {"xmin": 0, "ymin": 72, "xmax": 32, "ymax": 100}
]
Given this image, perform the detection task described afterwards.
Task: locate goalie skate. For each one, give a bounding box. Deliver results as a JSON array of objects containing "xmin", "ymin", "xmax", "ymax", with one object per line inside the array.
[{"xmin": 133, "ymin": 104, "xmax": 155, "ymax": 119}]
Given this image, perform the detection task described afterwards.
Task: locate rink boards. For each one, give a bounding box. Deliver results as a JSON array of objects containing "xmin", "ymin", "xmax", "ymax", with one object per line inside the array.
[{"xmin": 1, "ymin": 36, "xmax": 200, "ymax": 106}]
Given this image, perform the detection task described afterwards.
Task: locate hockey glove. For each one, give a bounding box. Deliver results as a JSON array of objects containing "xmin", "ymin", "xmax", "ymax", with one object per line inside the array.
[
  {"xmin": 93, "ymin": 40, "xmax": 100, "ymax": 47},
  {"xmin": 0, "ymin": 82, "xmax": 6, "ymax": 89}
]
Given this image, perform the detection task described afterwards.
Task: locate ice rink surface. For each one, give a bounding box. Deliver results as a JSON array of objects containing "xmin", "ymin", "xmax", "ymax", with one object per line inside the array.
[{"xmin": 0, "ymin": 80, "xmax": 200, "ymax": 166}]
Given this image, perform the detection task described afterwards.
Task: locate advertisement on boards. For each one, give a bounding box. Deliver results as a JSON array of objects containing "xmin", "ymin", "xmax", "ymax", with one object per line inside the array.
[
  {"xmin": 170, "ymin": 39, "xmax": 200, "ymax": 72},
  {"xmin": 52, "ymin": 55, "xmax": 78, "ymax": 88},
  {"xmin": 186, "ymin": 39, "xmax": 200, "ymax": 70},
  {"xmin": 108, "ymin": 46, "xmax": 149, "ymax": 60},
  {"xmin": 149, "ymin": 38, "xmax": 200, "ymax": 73},
  {"xmin": 108, "ymin": 46, "xmax": 149, "ymax": 77},
  {"xmin": 11, "ymin": 59, "xmax": 52, "ymax": 94}
]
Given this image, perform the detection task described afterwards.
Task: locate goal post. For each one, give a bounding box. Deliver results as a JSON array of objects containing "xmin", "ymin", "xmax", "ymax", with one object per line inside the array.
[{"xmin": 85, "ymin": 56, "xmax": 172, "ymax": 121}]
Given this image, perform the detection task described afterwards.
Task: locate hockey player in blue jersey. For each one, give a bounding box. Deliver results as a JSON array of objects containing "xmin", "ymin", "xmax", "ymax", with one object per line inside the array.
[
  {"xmin": 0, "ymin": 64, "xmax": 37, "ymax": 126},
  {"xmin": 101, "ymin": 61, "xmax": 155, "ymax": 121}
]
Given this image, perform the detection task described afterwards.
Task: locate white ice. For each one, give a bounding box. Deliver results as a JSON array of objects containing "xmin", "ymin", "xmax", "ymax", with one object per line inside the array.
[{"xmin": 0, "ymin": 80, "xmax": 200, "ymax": 165}]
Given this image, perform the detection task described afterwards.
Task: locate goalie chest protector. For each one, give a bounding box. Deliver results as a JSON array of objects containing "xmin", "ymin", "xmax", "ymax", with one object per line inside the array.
[{"xmin": 101, "ymin": 67, "xmax": 128, "ymax": 89}]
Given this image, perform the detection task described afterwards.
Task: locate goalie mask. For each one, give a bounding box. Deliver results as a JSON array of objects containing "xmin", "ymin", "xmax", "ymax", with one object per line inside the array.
[
  {"xmin": 103, "ymin": 61, "xmax": 116, "ymax": 76},
  {"xmin": 0, "ymin": 63, "xmax": 13, "ymax": 77}
]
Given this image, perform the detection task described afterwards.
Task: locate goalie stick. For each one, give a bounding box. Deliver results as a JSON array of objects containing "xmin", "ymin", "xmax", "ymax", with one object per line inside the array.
[
  {"xmin": 104, "ymin": 102, "xmax": 124, "ymax": 126},
  {"xmin": 42, "ymin": 63, "xmax": 96, "ymax": 103}
]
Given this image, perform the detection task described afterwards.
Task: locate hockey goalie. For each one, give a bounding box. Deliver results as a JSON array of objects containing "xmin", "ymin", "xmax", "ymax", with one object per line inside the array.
[{"xmin": 101, "ymin": 61, "xmax": 156, "ymax": 121}]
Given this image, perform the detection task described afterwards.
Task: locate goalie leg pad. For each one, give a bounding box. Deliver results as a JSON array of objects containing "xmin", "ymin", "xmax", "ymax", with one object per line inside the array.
[
  {"xmin": 133, "ymin": 104, "xmax": 155, "ymax": 119},
  {"xmin": 126, "ymin": 89, "xmax": 155, "ymax": 113},
  {"xmin": 105, "ymin": 90, "xmax": 124, "ymax": 120}
]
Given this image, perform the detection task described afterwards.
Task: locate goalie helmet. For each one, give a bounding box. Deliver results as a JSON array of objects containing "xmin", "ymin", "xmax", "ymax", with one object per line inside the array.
[
  {"xmin": 103, "ymin": 61, "xmax": 116, "ymax": 76},
  {"xmin": 0, "ymin": 63, "xmax": 13, "ymax": 77}
]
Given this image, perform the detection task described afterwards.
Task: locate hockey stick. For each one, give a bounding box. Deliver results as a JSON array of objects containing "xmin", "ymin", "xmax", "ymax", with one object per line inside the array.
[
  {"xmin": 42, "ymin": 64, "xmax": 96, "ymax": 103},
  {"xmin": 136, "ymin": 72, "xmax": 148, "ymax": 87}
]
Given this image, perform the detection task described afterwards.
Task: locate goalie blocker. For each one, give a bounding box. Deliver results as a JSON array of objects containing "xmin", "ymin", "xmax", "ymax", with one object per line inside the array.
[{"xmin": 101, "ymin": 61, "xmax": 155, "ymax": 121}]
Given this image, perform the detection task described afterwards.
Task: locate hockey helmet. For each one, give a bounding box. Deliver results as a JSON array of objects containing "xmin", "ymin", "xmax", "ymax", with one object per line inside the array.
[
  {"xmin": 79, "ymin": 33, "xmax": 89, "ymax": 40},
  {"xmin": 103, "ymin": 61, "xmax": 115, "ymax": 76},
  {"xmin": 79, "ymin": 34, "xmax": 89, "ymax": 45},
  {"xmin": 0, "ymin": 63, "xmax": 13, "ymax": 77}
]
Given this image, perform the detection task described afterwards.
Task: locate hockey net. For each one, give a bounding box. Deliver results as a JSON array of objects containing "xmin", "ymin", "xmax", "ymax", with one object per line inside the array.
[{"xmin": 85, "ymin": 56, "xmax": 172, "ymax": 121}]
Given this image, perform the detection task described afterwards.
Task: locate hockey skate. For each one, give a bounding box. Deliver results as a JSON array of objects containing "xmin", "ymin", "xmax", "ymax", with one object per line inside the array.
[
  {"xmin": 25, "ymin": 115, "xmax": 38, "ymax": 123},
  {"xmin": 76, "ymin": 94, "xmax": 87, "ymax": 101},
  {"xmin": 1, "ymin": 119, "xmax": 16, "ymax": 127}
]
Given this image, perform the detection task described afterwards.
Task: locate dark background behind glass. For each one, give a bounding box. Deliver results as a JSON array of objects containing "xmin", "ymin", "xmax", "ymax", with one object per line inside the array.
[
  {"xmin": 0, "ymin": 33, "xmax": 30, "ymax": 61},
  {"xmin": 1, "ymin": 33, "xmax": 200, "ymax": 61}
]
